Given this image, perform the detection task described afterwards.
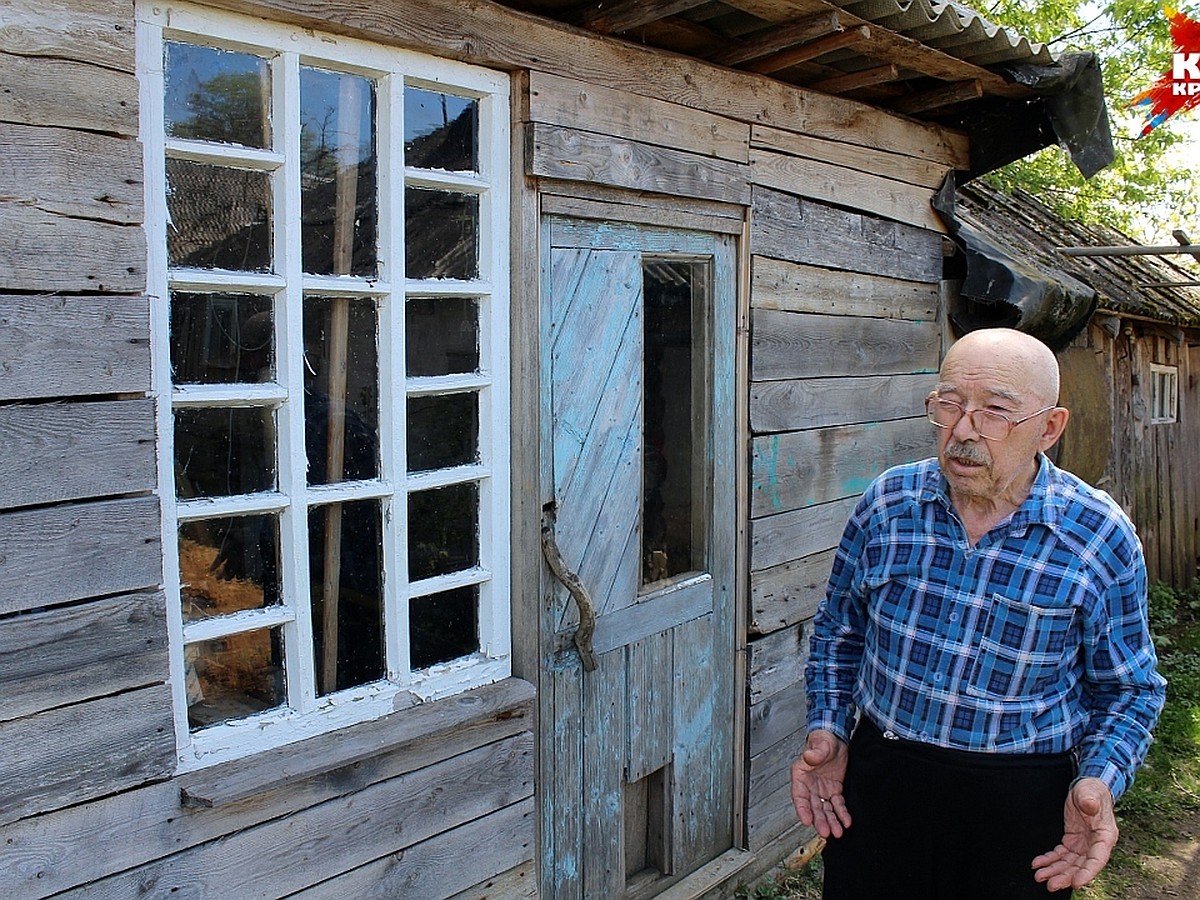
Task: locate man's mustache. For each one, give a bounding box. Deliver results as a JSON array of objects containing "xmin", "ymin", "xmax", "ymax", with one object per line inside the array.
[{"xmin": 944, "ymin": 441, "xmax": 990, "ymax": 465}]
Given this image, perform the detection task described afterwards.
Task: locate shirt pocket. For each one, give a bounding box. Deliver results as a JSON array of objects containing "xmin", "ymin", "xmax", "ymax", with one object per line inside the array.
[{"xmin": 964, "ymin": 594, "xmax": 1076, "ymax": 701}]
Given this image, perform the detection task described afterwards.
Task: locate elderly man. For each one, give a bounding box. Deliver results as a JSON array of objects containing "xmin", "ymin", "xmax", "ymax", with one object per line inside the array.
[{"xmin": 792, "ymin": 328, "xmax": 1165, "ymax": 898}]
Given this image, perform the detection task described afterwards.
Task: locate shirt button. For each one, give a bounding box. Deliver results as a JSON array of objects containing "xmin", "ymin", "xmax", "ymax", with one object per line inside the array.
[
  {"xmin": 934, "ymin": 673, "xmax": 943, "ymax": 683},
  {"xmin": 949, "ymin": 613, "xmax": 959, "ymax": 623}
]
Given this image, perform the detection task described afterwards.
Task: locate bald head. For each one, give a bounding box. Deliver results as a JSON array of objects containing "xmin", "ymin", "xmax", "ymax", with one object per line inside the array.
[{"xmin": 940, "ymin": 328, "xmax": 1060, "ymax": 408}]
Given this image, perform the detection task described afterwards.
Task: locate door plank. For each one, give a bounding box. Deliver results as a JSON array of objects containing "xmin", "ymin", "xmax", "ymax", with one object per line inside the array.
[
  {"xmin": 627, "ymin": 630, "xmax": 673, "ymax": 782},
  {"xmin": 583, "ymin": 650, "xmax": 627, "ymax": 895}
]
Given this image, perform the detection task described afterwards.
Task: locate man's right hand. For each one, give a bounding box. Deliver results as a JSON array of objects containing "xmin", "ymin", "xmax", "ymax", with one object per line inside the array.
[{"xmin": 790, "ymin": 729, "xmax": 852, "ymax": 838}]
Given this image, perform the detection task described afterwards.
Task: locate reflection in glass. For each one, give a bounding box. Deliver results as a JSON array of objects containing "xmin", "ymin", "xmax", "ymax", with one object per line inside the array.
[
  {"xmin": 166, "ymin": 159, "xmax": 272, "ymax": 271},
  {"xmin": 302, "ymin": 297, "xmax": 380, "ymax": 484},
  {"xmin": 407, "ymin": 392, "xmax": 478, "ymax": 472},
  {"xmin": 171, "ymin": 292, "xmax": 274, "ymax": 384},
  {"xmin": 410, "ymin": 585, "xmax": 479, "ymax": 670},
  {"xmin": 165, "ymin": 41, "xmax": 270, "ymax": 148},
  {"xmin": 404, "ymin": 87, "xmax": 477, "ymax": 171},
  {"xmin": 178, "ymin": 515, "xmax": 281, "ymax": 623},
  {"xmin": 405, "ymin": 189, "xmax": 478, "ymax": 280},
  {"xmin": 300, "ymin": 68, "xmax": 377, "ymax": 277},
  {"xmin": 309, "ymin": 501, "xmax": 384, "ymax": 696},
  {"xmin": 175, "ymin": 406, "xmax": 275, "ymax": 498},
  {"xmin": 405, "ymin": 298, "xmax": 479, "ymax": 376},
  {"xmin": 642, "ymin": 261, "xmax": 707, "ymax": 586},
  {"xmin": 408, "ymin": 482, "xmax": 479, "ymax": 580},
  {"xmin": 186, "ymin": 627, "xmax": 285, "ymax": 731}
]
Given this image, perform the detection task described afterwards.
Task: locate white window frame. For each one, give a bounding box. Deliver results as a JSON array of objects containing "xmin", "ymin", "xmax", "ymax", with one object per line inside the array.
[
  {"xmin": 137, "ymin": 1, "xmax": 511, "ymax": 769},
  {"xmin": 1150, "ymin": 363, "xmax": 1179, "ymax": 425}
]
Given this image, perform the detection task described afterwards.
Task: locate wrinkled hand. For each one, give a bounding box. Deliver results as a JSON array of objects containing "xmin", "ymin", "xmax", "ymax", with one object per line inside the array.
[
  {"xmin": 791, "ymin": 729, "xmax": 852, "ymax": 838},
  {"xmin": 1032, "ymin": 777, "xmax": 1119, "ymax": 892}
]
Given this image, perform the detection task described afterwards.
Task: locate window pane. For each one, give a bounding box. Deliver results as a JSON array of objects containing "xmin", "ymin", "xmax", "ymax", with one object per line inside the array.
[
  {"xmin": 643, "ymin": 260, "xmax": 707, "ymax": 586},
  {"xmin": 186, "ymin": 627, "xmax": 285, "ymax": 731},
  {"xmin": 300, "ymin": 68, "xmax": 377, "ymax": 277},
  {"xmin": 410, "ymin": 585, "xmax": 479, "ymax": 670},
  {"xmin": 408, "ymin": 482, "xmax": 479, "ymax": 579},
  {"xmin": 407, "ymin": 392, "xmax": 478, "ymax": 472},
  {"xmin": 171, "ymin": 292, "xmax": 274, "ymax": 384},
  {"xmin": 175, "ymin": 406, "xmax": 275, "ymax": 498},
  {"xmin": 406, "ymin": 297, "xmax": 479, "ymax": 376},
  {"xmin": 165, "ymin": 41, "xmax": 270, "ymax": 148},
  {"xmin": 303, "ymin": 297, "xmax": 380, "ymax": 484},
  {"xmin": 179, "ymin": 515, "xmax": 281, "ymax": 623},
  {"xmin": 309, "ymin": 500, "xmax": 384, "ymax": 696},
  {"xmin": 166, "ymin": 159, "xmax": 272, "ymax": 271},
  {"xmin": 405, "ymin": 189, "xmax": 478, "ymax": 280},
  {"xmin": 404, "ymin": 87, "xmax": 477, "ymax": 171}
]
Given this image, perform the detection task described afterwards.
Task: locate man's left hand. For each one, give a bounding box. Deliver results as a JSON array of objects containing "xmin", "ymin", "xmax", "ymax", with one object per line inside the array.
[{"xmin": 1031, "ymin": 777, "xmax": 1119, "ymax": 891}]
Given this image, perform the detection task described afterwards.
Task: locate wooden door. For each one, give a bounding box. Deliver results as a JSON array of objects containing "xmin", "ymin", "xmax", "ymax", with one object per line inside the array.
[{"xmin": 539, "ymin": 218, "xmax": 738, "ymax": 899}]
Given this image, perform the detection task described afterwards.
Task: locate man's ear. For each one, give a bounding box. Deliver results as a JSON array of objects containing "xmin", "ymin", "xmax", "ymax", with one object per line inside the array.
[{"xmin": 1038, "ymin": 407, "xmax": 1070, "ymax": 452}]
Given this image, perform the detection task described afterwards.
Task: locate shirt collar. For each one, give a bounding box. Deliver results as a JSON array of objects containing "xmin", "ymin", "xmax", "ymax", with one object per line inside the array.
[{"xmin": 920, "ymin": 454, "xmax": 1063, "ymax": 536}]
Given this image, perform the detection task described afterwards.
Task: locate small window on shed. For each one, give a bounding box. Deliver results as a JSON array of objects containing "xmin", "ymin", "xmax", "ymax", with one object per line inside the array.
[{"xmin": 1150, "ymin": 364, "xmax": 1179, "ymax": 424}]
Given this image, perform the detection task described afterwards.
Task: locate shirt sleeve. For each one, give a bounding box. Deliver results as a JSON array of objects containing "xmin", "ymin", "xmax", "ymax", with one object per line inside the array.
[
  {"xmin": 804, "ymin": 494, "xmax": 872, "ymax": 743},
  {"xmin": 1074, "ymin": 535, "xmax": 1166, "ymax": 800}
]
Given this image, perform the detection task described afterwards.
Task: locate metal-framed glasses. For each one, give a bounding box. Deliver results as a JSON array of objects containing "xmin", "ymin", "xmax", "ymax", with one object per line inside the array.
[{"xmin": 925, "ymin": 394, "xmax": 1056, "ymax": 441}]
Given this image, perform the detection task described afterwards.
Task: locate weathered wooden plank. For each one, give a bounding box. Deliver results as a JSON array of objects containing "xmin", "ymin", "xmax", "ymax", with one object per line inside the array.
[
  {"xmin": 0, "ymin": 123, "xmax": 142, "ymax": 225},
  {"xmin": 550, "ymin": 217, "xmax": 726, "ymax": 253},
  {"xmin": 0, "ymin": 400, "xmax": 155, "ymax": 510},
  {"xmin": 529, "ymin": 70, "xmax": 750, "ymax": 163},
  {"xmin": 749, "ymin": 621, "xmax": 811, "ymax": 705},
  {"xmin": 750, "ymin": 548, "xmax": 835, "ymax": 636},
  {"xmin": 748, "ymin": 678, "xmax": 807, "ymax": 758},
  {"xmin": 293, "ymin": 798, "xmax": 537, "ymax": 899},
  {"xmin": 752, "ymin": 309, "xmax": 940, "ymax": 381},
  {"xmin": 0, "ymin": 205, "xmax": 146, "ymax": 294},
  {"xmin": 1, "ymin": 682, "xmax": 535, "ymax": 898},
  {"xmin": 59, "ymin": 733, "xmax": 534, "ymax": 899},
  {"xmin": 751, "ymin": 256, "xmax": 938, "ymax": 320},
  {"xmin": 747, "ymin": 722, "xmax": 804, "ymax": 814},
  {"xmin": 0, "ymin": 497, "xmax": 161, "ymax": 615},
  {"xmin": 0, "ymin": 591, "xmax": 167, "ymax": 723},
  {"xmin": 0, "ymin": 294, "xmax": 150, "ymax": 400},
  {"xmin": 196, "ymin": 0, "xmax": 967, "ymax": 167},
  {"xmin": 751, "ymin": 418, "xmax": 933, "ymax": 515},
  {"xmin": 541, "ymin": 178, "xmax": 745, "ymax": 223},
  {"xmin": 747, "ymin": 779, "xmax": 802, "ymax": 852},
  {"xmin": 751, "ymin": 495, "xmax": 856, "ymax": 571},
  {"xmin": 751, "ymin": 147, "xmax": 944, "ymax": 233},
  {"xmin": 529, "ymin": 123, "xmax": 751, "ymax": 206},
  {"xmin": 0, "ymin": 684, "xmax": 174, "ymax": 827},
  {"xmin": 544, "ymin": 661, "xmax": 584, "ymax": 898},
  {"xmin": 589, "ymin": 575, "xmax": 713, "ymax": 656},
  {"xmin": 751, "ymin": 373, "xmax": 934, "ymax": 433},
  {"xmin": 751, "ymin": 123, "xmax": 952, "ymax": 189},
  {"xmin": 583, "ymin": 647, "xmax": 626, "ymax": 895},
  {"xmin": 0, "ymin": 0, "xmax": 136, "ymax": 71},
  {"xmin": 0, "ymin": 51, "xmax": 138, "ymax": 135},
  {"xmin": 627, "ymin": 630, "xmax": 673, "ymax": 783},
  {"xmin": 541, "ymin": 192, "xmax": 744, "ymax": 235},
  {"xmin": 751, "ymin": 186, "xmax": 942, "ymax": 283}
]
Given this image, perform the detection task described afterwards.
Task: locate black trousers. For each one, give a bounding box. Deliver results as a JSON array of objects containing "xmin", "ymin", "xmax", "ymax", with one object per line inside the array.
[{"xmin": 822, "ymin": 718, "xmax": 1075, "ymax": 899}]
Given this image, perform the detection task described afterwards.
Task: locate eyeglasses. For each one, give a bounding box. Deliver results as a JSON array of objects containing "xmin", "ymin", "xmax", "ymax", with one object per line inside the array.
[{"xmin": 925, "ymin": 394, "xmax": 1056, "ymax": 441}]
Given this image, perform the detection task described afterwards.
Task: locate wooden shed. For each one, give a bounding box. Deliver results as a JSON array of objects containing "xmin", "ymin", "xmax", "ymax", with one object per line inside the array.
[
  {"xmin": 951, "ymin": 181, "xmax": 1200, "ymax": 591},
  {"xmin": 0, "ymin": 1, "xmax": 1109, "ymax": 897}
]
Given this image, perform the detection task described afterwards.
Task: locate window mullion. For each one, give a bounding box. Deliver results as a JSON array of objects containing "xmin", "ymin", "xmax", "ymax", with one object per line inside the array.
[{"xmin": 275, "ymin": 48, "xmax": 318, "ymax": 714}]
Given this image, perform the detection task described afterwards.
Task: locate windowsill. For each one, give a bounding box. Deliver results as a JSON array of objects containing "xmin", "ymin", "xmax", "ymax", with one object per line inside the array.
[{"xmin": 176, "ymin": 677, "xmax": 535, "ymax": 809}]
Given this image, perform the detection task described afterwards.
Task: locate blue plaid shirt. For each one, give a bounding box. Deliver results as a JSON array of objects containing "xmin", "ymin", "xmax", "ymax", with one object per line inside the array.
[{"xmin": 806, "ymin": 456, "xmax": 1165, "ymax": 799}]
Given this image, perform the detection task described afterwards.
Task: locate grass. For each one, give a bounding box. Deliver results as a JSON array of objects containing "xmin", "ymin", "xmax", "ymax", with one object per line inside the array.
[{"xmin": 738, "ymin": 580, "xmax": 1200, "ymax": 900}]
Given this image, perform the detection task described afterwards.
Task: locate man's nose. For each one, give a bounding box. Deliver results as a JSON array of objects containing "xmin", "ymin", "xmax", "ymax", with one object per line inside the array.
[{"xmin": 951, "ymin": 409, "xmax": 981, "ymax": 440}]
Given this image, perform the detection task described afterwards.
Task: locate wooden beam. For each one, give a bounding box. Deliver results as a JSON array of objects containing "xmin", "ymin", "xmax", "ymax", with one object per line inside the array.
[
  {"xmin": 747, "ymin": 25, "xmax": 870, "ymax": 74},
  {"xmin": 709, "ymin": 10, "xmax": 841, "ymax": 67},
  {"xmin": 806, "ymin": 63, "xmax": 899, "ymax": 94},
  {"xmin": 890, "ymin": 79, "xmax": 983, "ymax": 115},
  {"xmin": 1173, "ymin": 229, "xmax": 1200, "ymax": 262},
  {"xmin": 1058, "ymin": 245, "xmax": 1200, "ymax": 257},
  {"xmin": 578, "ymin": 0, "xmax": 710, "ymax": 35}
]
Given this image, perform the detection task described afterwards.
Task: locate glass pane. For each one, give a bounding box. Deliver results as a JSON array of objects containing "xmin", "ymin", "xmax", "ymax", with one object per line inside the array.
[
  {"xmin": 408, "ymin": 482, "xmax": 479, "ymax": 580},
  {"xmin": 175, "ymin": 406, "xmax": 275, "ymax": 498},
  {"xmin": 303, "ymin": 297, "xmax": 380, "ymax": 484},
  {"xmin": 178, "ymin": 515, "xmax": 281, "ymax": 623},
  {"xmin": 404, "ymin": 87, "xmax": 478, "ymax": 171},
  {"xmin": 300, "ymin": 68, "xmax": 377, "ymax": 277},
  {"xmin": 410, "ymin": 585, "xmax": 479, "ymax": 670},
  {"xmin": 405, "ymin": 189, "xmax": 478, "ymax": 280},
  {"xmin": 642, "ymin": 260, "xmax": 707, "ymax": 586},
  {"xmin": 309, "ymin": 500, "xmax": 384, "ymax": 696},
  {"xmin": 170, "ymin": 292, "xmax": 274, "ymax": 384},
  {"xmin": 406, "ymin": 297, "xmax": 479, "ymax": 376},
  {"xmin": 166, "ymin": 159, "xmax": 272, "ymax": 271},
  {"xmin": 407, "ymin": 392, "xmax": 478, "ymax": 472},
  {"xmin": 165, "ymin": 41, "xmax": 270, "ymax": 148},
  {"xmin": 186, "ymin": 627, "xmax": 285, "ymax": 731}
]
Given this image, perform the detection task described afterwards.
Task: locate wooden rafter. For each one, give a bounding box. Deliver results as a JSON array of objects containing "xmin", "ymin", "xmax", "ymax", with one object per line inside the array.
[
  {"xmin": 890, "ymin": 78, "xmax": 983, "ymax": 115},
  {"xmin": 708, "ymin": 10, "xmax": 841, "ymax": 66},
  {"xmin": 746, "ymin": 25, "xmax": 870, "ymax": 74},
  {"xmin": 806, "ymin": 63, "xmax": 900, "ymax": 94},
  {"xmin": 576, "ymin": 0, "xmax": 711, "ymax": 34}
]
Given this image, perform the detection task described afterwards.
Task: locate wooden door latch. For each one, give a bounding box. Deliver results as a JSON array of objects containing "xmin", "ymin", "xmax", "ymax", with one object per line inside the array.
[{"xmin": 540, "ymin": 501, "xmax": 598, "ymax": 672}]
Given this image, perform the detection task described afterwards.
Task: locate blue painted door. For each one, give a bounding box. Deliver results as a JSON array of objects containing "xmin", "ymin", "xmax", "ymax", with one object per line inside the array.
[{"xmin": 539, "ymin": 218, "xmax": 738, "ymax": 898}]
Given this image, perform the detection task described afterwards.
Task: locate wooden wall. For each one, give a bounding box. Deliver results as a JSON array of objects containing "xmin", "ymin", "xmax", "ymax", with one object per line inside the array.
[{"xmin": 1058, "ymin": 321, "xmax": 1200, "ymax": 591}]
